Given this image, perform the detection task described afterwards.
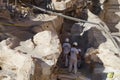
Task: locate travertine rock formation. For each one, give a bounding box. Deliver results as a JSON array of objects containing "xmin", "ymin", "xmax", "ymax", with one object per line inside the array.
[
  {"xmin": 52, "ymin": 0, "xmax": 77, "ymax": 11},
  {"xmin": 0, "ymin": 30, "xmax": 61, "ymax": 80},
  {"xmin": 0, "ymin": 0, "xmax": 120, "ymax": 80},
  {"xmin": 15, "ymin": 31, "xmax": 62, "ymax": 80},
  {"xmin": 0, "ymin": 40, "xmax": 33, "ymax": 80},
  {"xmin": 100, "ymin": 0, "xmax": 120, "ymax": 32},
  {"xmin": 31, "ymin": 14, "xmax": 63, "ymax": 34},
  {"xmin": 71, "ymin": 23, "xmax": 84, "ymax": 36},
  {"xmin": 81, "ymin": 9, "xmax": 120, "ymax": 78}
]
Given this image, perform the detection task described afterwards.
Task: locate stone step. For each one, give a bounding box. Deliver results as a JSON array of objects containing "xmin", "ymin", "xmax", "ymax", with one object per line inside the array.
[{"xmin": 58, "ymin": 72, "xmax": 91, "ymax": 80}]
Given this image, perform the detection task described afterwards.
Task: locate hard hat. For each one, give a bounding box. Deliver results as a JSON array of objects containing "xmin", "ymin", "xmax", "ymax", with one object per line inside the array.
[
  {"xmin": 73, "ymin": 42, "xmax": 78, "ymax": 46},
  {"xmin": 65, "ymin": 38, "xmax": 69, "ymax": 42}
]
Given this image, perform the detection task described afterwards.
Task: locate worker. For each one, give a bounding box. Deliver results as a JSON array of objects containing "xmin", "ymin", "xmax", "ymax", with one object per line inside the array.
[
  {"xmin": 69, "ymin": 42, "xmax": 79, "ymax": 74},
  {"xmin": 62, "ymin": 38, "xmax": 71, "ymax": 67}
]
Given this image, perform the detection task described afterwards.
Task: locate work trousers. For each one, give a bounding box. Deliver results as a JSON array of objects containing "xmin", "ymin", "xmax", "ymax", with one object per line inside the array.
[
  {"xmin": 69, "ymin": 59, "xmax": 77, "ymax": 74},
  {"xmin": 64, "ymin": 54, "xmax": 68, "ymax": 67}
]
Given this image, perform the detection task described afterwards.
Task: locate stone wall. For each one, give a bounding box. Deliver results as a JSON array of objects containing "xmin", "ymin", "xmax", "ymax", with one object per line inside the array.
[{"xmin": 100, "ymin": 0, "xmax": 120, "ymax": 32}]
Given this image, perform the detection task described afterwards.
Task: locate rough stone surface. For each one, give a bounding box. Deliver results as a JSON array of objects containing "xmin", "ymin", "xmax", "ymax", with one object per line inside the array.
[
  {"xmin": 0, "ymin": 0, "xmax": 120, "ymax": 80},
  {"xmin": 83, "ymin": 10, "xmax": 119, "ymax": 52},
  {"xmin": 0, "ymin": 27, "xmax": 62, "ymax": 80},
  {"xmin": 82, "ymin": 9, "xmax": 120, "ymax": 77},
  {"xmin": 100, "ymin": 0, "xmax": 120, "ymax": 32},
  {"xmin": 0, "ymin": 40, "xmax": 33, "ymax": 80},
  {"xmin": 31, "ymin": 14, "xmax": 63, "ymax": 34},
  {"xmin": 87, "ymin": 27, "xmax": 106, "ymax": 48},
  {"xmin": 52, "ymin": 0, "xmax": 77, "ymax": 11},
  {"xmin": 98, "ymin": 44, "xmax": 120, "ymax": 70},
  {"xmin": 15, "ymin": 31, "xmax": 62, "ymax": 80},
  {"xmin": 71, "ymin": 23, "xmax": 84, "ymax": 36}
]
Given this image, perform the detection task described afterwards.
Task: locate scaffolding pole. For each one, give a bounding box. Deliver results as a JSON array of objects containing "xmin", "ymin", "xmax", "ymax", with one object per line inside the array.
[{"xmin": 15, "ymin": 0, "xmax": 17, "ymax": 6}]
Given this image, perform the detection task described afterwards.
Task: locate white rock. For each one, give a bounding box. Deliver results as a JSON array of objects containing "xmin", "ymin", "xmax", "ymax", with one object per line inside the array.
[
  {"xmin": 33, "ymin": 31, "xmax": 51, "ymax": 46},
  {"xmin": 15, "ymin": 30, "xmax": 61, "ymax": 80},
  {"xmin": 98, "ymin": 44, "xmax": 120, "ymax": 70},
  {"xmin": 0, "ymin": 40, "xmax": 33, "ymax": 80}
]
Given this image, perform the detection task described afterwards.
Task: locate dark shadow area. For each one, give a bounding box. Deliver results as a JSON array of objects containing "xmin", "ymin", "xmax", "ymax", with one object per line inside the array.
[
  {"xmin": 89, "ymin": 0, "xmax": 102, "ymax": 15},
  {"xmin": 0, "ymin": 66, "xmax": 2, "ymax": 70}
]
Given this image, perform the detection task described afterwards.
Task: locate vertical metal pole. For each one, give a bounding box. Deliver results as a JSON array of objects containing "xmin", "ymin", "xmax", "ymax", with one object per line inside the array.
[
  {"xmin": 6, "ymin": 0, "xmax": 9, "ymax": 6},
  {"xmin": 15, "ymin": 0, "xmax": 17, "ymax": 6}
]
